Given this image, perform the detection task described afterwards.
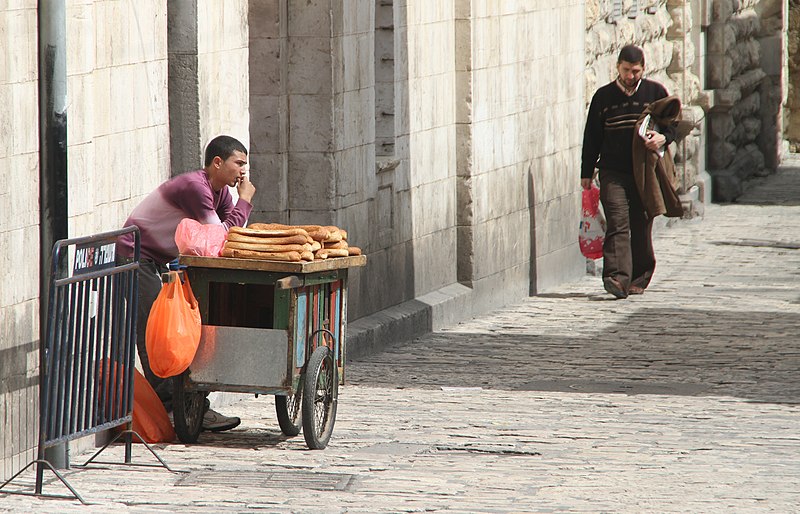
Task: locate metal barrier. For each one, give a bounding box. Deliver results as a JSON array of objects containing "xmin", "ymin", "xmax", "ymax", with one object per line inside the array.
[{"xmin": 0, "ymin": 226, "xmax": 171, "ymax": 504}]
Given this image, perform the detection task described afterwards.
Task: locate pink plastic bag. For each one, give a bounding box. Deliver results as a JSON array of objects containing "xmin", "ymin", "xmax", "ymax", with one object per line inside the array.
[
  {"xmin": 174, "ymin": 218, "xmax": 227, "ymax": 257},
  {"xmin": 579, "ymin": 185, "xmax": 606, "ymax": 260}
]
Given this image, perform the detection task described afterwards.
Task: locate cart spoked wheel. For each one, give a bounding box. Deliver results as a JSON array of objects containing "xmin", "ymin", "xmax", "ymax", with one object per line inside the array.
[
  {"xmin": 275, "ymin": 379, "xmax": 303, "ymax": 436},
  {"xmin": 301, "ymin": 345, "xmax": 338, "ymax": 449},
  {"xmin": 172, "ymin": 372, "xmax": 204, "ymax": 443}
]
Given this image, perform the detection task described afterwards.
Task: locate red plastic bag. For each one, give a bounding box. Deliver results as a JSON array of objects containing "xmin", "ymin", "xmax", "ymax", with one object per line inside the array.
[
  {"xmin": 579, "ymin": 185, "xmax": 606, "ymax": 260},
  {"xmin": 145, "ymin": 271, "xmax": 202, "ymax": 378},
  {"xmin": 175, "ymin": 218, "xmax": 227, "ymax": 257},
  {"xmin": 131, "ymin": 369, "xmax": 176, "ymax": 443}
]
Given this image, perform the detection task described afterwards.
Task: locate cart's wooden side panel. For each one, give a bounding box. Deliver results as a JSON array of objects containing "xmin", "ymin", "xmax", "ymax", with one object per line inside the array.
[
  {"xmin": 293, "ymin": 289, "xmax": 307, "ymax": 370},
  {"xmin": 340, "ymin": 274, "xmax": 348, "ymax": 383},
  {"xmin": 290, "ymin": 280, "xmax": 345, "ymax": 375},
  {"xmin": 329, "ymin": 281, "xmax": 341, "ymax": 366}
]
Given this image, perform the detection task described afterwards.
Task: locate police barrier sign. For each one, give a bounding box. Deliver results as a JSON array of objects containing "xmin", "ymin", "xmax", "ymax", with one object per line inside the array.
[{"xmin": 73, "ymin": 241, "xmax": 116, "ymax": 276}]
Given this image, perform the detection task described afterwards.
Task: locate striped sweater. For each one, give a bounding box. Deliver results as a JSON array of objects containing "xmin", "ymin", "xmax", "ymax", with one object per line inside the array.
[{"xmin": 581, "ymin": 78, "xmax": 675, "ymax": 179}]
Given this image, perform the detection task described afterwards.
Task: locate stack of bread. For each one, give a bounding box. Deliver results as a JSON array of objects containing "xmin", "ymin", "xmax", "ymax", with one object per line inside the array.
[{"xmin": 220, "ymin": 223, "xmax": 361, "ymax": 262}]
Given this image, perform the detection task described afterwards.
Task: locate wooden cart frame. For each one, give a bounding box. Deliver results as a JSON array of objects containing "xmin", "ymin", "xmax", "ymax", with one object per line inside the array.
[{"xmin": 172, "ymin": 254, "xmax": 366, "ymax": 449}]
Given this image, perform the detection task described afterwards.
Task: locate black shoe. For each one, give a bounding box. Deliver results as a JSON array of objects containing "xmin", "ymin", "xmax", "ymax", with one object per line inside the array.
[{"xmin": 603, "ymin": 277, "xmax": 628, "ymax": 299}]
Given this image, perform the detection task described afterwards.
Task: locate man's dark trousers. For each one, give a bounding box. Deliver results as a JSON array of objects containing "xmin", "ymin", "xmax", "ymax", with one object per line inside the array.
[{"xmin": 599, "ymin": 169, "xmax": 655, "ymax": 291}]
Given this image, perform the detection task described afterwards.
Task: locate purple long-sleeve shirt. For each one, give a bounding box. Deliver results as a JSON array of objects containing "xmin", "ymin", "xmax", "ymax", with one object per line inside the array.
[{"xmin": 118, "ymin": 170, "xmax": 252, "ymax": 265}]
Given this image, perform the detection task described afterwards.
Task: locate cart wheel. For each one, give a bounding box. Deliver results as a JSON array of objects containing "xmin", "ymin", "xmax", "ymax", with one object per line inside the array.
[
  {"xmin": 301, "ymin": 346, "xmax": 338, "ymax": 449},
  {"xmin": 172, "ymin": 373, "xmax": 204, "ymax": 443},
  {"xmin": 275, "ymin": 380, "xmax": 303, "ymax": 436}
]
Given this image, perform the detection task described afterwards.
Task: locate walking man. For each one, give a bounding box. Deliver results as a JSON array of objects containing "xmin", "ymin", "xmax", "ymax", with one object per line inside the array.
[{"xmin": 581, "ymin": 45, "xmax": 677, "ymax": 299}]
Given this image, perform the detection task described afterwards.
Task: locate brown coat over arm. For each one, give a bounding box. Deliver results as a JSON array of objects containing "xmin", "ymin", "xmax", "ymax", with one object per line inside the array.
[{"xmin": 631, "ymin": 95, "xmax": 684, "ymax": 218}]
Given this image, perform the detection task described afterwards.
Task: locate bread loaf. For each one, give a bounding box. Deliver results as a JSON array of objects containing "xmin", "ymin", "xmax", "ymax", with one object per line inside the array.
[
  {"xmin": 227, "ymin": 232, "xmax": 309, "ymax": 246},
  {"xmin": 306, "ymin": 229, "xmax": 331, "ymax": 242},
  {"xmin": 347, "ymin": 246, "xmax": 362, "ymax": 256},
  {"xmin": 324, "ymin": 241, "xmax": 348, "ymax": 250},
  {"xmin": 221, "ymin": 248, "xmax": 302, "ymax": 261},
  {"xmin": 322, "ymin": 230, "xmax": 343, "ymax": 243},
  {"xmin": 229, "ymin": 226, "xmax": 309, "ymax": 238},
  {"xmin": 224, "ymin": 241, "xmax": 308, "ymax": 253},
  {"xmin": 316, "ymin": 248, "xmax": 349, "ymax": 259},
  {"xmin": 248, "ymin": 223, "xmax": 331, "ymax": 242}
]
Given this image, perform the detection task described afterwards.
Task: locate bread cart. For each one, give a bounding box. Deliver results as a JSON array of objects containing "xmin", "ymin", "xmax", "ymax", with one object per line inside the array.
[{"xmin": 171, "ymin": 254, "xmax": 366, "ymax": 449}]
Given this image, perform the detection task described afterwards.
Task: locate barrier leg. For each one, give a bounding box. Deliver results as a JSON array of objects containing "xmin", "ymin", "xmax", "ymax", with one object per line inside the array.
[
  {"xmin": 0, "ymin": 459, "xmax": 86, "ymax": 505},
  {"xmin": 76, "ymin": 429, "xmax": 176, "ymax": 472}
]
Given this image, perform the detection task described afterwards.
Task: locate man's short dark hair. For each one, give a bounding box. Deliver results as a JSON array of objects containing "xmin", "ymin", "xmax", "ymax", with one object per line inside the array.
[
  {"xmin": 204, "ymin": 135, "xmax": 248, "ymax": 167},
  {"xmin": 617, "ymin": 44, "xmax": 645, "ymax": 67}
]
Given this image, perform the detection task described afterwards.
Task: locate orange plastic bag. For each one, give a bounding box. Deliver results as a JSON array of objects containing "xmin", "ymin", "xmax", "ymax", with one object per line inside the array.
[
  {"xmin": 145, "ymin": 271, "xmax": 202, "ymax": 378},
  {"xmin": 131, "ymin": 369, "xmax": 176, "ymax": 443},
  {"xmin": 174, "ymin": 218, "xmax": 227, "ymax": 257},
  {"xmin": 99, "ymin": 362, "xmax": 175, "ymax": 443}
]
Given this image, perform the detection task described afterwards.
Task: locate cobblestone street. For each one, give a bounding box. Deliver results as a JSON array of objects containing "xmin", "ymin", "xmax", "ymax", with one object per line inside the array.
[{"xmin": 1, "ymin": 160, "xmax": 799, "ymax": 512}]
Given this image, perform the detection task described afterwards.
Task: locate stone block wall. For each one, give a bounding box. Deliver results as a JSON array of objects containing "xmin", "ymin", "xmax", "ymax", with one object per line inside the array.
[
  {"xmin": 170, "ymin": 0, "xmax": 250, "ymax": 174},
  {"xmin": 463, "ymin": 0, "xmax": 586, "ymax": 297},
  {"xmin": 706, "ymin": 0, "xmax": 785, "ymax": 201},
  {"xmin": 330, "ymin": 1, "xmax": 460, "ymax": 318},
  {"xmin": 248, "ymin": 0, "xmax": 287, "ymax": 220},
  {"xmin": 666, "ymin": 0, "xmax": 707, "ymax": 204},
  {"xmin": 335, "ymin": 0, "xmax": 416, "ymax": 318},
  {"xmin": 69, "ymin": 0, "xmax": 170, "ymax": 237},
  {"xmin": 0, "ymin": 0, "xmax": 40, "ymax": 482},
  {"xmin": 198, "ymin": 0, "xmax": 250, "ymax": 153},
  {"xmin": 389, "ymin": 1, "xmax": 458, "ymax": 301},
  {"xmin": 785, "ymin": 1, "xmax": 799, "ymax": 150}
]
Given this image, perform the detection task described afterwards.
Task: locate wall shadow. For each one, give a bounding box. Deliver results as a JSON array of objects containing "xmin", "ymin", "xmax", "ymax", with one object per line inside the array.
[
  {"xmin": 734, "ymin": 158, "xmax": 800, "ymax": 206},
  {"xmin": 348, "ymin": 307, "xmax": 800, "ymax": 405}
]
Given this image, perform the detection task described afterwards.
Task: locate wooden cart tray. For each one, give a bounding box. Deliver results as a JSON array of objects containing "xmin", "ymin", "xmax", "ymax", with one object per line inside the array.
[{"xmin": 179, "ymin": 254, "xmax": 366, "ymax": 273}]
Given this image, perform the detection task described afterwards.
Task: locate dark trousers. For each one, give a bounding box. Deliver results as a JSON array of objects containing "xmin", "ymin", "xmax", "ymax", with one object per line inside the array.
[
  {"xmin": 136, "ymin": 260, "xmax": 174, "ymax": 411},
  {"xmin": 599, "ymin": 169, "xmax": 655, "ymax": 290}
]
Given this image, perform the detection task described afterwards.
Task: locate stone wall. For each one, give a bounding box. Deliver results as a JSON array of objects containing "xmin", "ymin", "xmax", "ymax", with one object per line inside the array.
[
  {"xmin": 706, "ymin": 0, "xmax": 785, "ymax": 201},
  {"xmin": 248, "ymin": 1, "xmax": 286, "ymax": 220},
  {"xmin": 786, "ymin": 0, "xmax": 800, "ymax": 149},
  {"xmin": 171, "ymin": 1, "xmax": 250, "ymax": 173},
  {"xmin": 464, "ymin": 0, "xmax": 586, "ymax": 298},
  {"xmin": 0, "ymin": 0, "xmax": 39, "ymax": 483},
  {"xmin": 585, "ymin": 0, "xmax": 706, "ymax": 209},
  {"xmin": 198, "ymin": 1, "xmax": 251, "ymax": 154},
  {"xmin": 666, "ymin": 0, "xmax": 708, "ymax": 206},
  {"xmin": 69, "ymin": 0, "xmax": 170, "ymax": 237}
]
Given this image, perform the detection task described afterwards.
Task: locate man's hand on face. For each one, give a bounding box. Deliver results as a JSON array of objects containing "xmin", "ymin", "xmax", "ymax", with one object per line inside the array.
[{"xmin": 237, "ymin": 176, "xmax": 256, "ymax": 203}]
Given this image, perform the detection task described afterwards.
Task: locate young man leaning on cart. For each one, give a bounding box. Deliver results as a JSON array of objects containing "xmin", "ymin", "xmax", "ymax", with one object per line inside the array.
[{"xmin": 117, "ymin": 135, "xmax": 256, "ymax": 432}]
